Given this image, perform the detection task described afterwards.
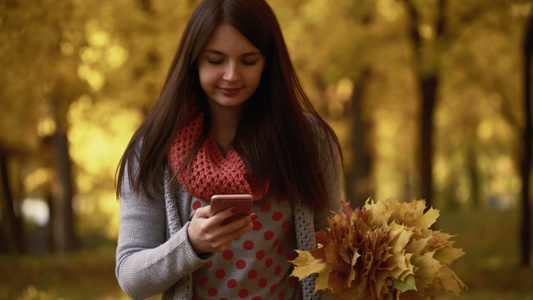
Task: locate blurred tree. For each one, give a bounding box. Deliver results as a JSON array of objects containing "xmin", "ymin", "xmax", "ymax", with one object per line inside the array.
[
  {"xmin": 0, "ymin": 0, "xmax": 195, "ymax": 251},
  {"xmin": 0, "ymin": 146, "xmax": 25, "ymax": 253},
  {"xmin": 0, "ymin": 225, "xmax": 8, "ymax": 252},
  {"xmin": 399, "ymin": 0, "xmax": 449, "ymax": 208},
  {"xmin": 48, "ymin": 73, "xmax": 86, "ymax": 252},
  {"xmin": 397, "ymin": 0, "xmax": 530, "ymax": 210},
  {"xmin": 427, "ymin": 0, "xmax": 531, "ymax": 265},
  {"xmin": 0, "ymin": 0, "xmax": 89, "ymax": 252},
  {"xmin": 1, "ymin": 0, "xmax": 530, "ymax": 257},
  {"xmin": 461, "ymin": 0, "xmax": 533, "ymax": 265},
  {"xmin": 434, "ymin": 0, "xmax": 528, "ymax": 211},
  {"xmin": 62, "ymin": 0, "xmax": 197, "ymax": 240},
  {"xmin": 520, "ymin": 2, "xmax": 533, "ymax": 267},
  {"xmin": 271, "ymin": 0, "xmax": 378, "ymax": 206},
  {"xmin": 346, "ymin": 68, "xmax": 374, "ymax": 206}
]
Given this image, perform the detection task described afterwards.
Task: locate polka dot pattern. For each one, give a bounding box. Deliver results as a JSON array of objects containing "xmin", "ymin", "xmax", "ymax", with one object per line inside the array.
[
  {"xmin": 198, "ymin": 277, "xmax": 207, "ymax": 286},
  {"xmin": 264, "ymin": 231, "xmax": 274, "ymax": 240},
  {"xmin": 191, "ymin": 195, "xmax": 300, "ymax": 299},
  {"xmin": 215, "ymin": 269, "xmax": 225, "ymax": 279},
  {"xmin": 260, "ymin": 203, "xmax": 271, "ymax": 212},
  {"xmin": 265, "ymin": 258, "xmax": 273, "ymax": 268},
  {"xmin": 192, "ymin": 200, "xmax": 202, "ymax": 211},
  {"xmin": 239, "ymin": 289, "xmax": 249, "ymax": 298},
  {"xmin": 223, "ymin": 250, "xmax": 234, "ymax": 260},
  {"xmin": 248, "ymin": 270, "xmax": 258, "ymax": 279},
  {"xmin": 275, "ymin": 266, "xmax": 282, "ymax": 275},
  {"xmin": 282, "ymin": 220, "xmax": 290, "ymax": 229},
  {"xmin": 253, "ymin": 221, "xmax": 262, "ymax": 231},
  {"xmin": 227, "ymin": 279, "xmax": 237, "ymax": 288},
  {"xmin": 243, "ymin": 240, "xmax": 254, "ymax": 250},
  {"xmin": 258, "ymin": 278, "xmax": 267, "ymax": 288}
]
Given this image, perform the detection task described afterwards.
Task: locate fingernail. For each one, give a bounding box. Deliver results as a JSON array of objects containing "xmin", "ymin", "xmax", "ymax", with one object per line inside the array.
[
  {"xmin": 251, "ymin": 214, "xmax": 258, "ymax": 221},
  {"xmin": 231, "ymin": 207, "xmax": 239, "ymax": 214}
]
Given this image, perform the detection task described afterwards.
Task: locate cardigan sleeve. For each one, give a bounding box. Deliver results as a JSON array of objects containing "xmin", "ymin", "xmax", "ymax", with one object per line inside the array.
[{"xmin": 115, "ymin": 156, "xmax": 208, "ymax": 299}]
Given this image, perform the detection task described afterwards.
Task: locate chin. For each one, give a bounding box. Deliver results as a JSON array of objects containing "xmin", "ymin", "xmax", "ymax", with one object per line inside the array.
[{"xmin": 209, "ymin": 98, "xmax": 247, "ymax": 109}]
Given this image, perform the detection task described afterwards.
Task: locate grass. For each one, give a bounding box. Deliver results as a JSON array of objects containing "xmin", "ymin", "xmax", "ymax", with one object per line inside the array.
[
  {"xmin": 436, "ymin": 208, "xmax": 533, "ymax": 300},
  {"xmin": 0, "ymin": 245, "xmax": 128, "ymax": 300},
  {"xmin": 0, "ymin": 208, "xmax": 532, "ymax": 299}
]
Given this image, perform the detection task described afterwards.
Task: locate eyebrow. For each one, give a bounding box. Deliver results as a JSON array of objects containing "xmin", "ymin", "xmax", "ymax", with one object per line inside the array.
[{"xmin": 204, "ymin": 49, "xmax": 262, "ymax": 57}]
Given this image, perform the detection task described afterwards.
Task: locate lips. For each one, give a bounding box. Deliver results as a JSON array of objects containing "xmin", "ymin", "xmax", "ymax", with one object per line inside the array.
[{"xmin": 219, "ymin": 87, "xmax": 241, "ymax": 96}]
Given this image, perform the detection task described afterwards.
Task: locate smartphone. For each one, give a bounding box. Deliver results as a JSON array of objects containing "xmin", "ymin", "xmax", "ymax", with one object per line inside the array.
[{"xmin": 210, "ymin": 194, "xmax": 253, "ymax": 225}]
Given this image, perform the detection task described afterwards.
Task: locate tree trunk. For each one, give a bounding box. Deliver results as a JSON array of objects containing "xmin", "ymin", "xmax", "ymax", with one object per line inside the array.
[
  {"xmin": 419, "ymin": 76, "xmax": 438, "ymax": 208},
  {"xmin": 46, "ymin": 73, "xmax": 80, "ymax": 253},
  {"xmin": 137, "ymin": 0, "xmax": 153, "ymax": 14},
  {"xmin": 520, "ymin": 7, "xmax": 533, "ymax": 268},
  {"xmin": 467, "ymin": 146, "xmax": 481, "ymax": 209},
  {"xmin": 0, "ymin": 147, "xmax": 26, "ymax": 253},
  {"xmin": 402, "ymin": 0, "xmax": 446, "ymax": 209},
  {"xmin": 0, "ymin": 222, "xmax": 8, "ymax": 253},
  {"xmin": 346, "ymin": 68, "xmax": 374, "ymax": 207},
  {"xmin": 50, "ymin": 131, "xmax": 77, "ymax": 253},
  {"xmin": 45, "ymin": 190, "xmax": 55, "ymax": 253}
]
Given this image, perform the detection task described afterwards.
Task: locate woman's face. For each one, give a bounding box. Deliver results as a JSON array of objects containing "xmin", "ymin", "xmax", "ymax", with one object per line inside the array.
[{"xmin": 198, "ymin": 24, "xmax": 265, "ymax": 112}]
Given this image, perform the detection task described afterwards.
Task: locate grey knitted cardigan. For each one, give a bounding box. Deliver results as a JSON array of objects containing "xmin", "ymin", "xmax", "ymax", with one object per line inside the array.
[{"xmin": 116, "ymin": 132, "xmax": 343, "ymax": 300}]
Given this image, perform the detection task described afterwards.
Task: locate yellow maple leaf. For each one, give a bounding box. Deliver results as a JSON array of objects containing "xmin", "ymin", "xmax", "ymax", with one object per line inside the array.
[
  {"xmin": 418, "ymin": 207, "xmax": 439, "ymax": 230},
  {"xmin": 291, "ymin": 250, "xmax": 327, "ymax": 278}
]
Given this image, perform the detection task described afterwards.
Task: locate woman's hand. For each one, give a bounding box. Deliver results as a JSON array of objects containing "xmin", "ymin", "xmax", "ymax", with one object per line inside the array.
[{"xmin": 187, "ymin": 205, "xmax": 257, "ymax": 255}]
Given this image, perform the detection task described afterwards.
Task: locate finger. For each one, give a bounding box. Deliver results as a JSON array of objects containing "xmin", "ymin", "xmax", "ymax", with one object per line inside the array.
[
  {"xmin": 193, "ymin": 205, "xmax": 211, "ymax": 218},
  {"xmin": 221, "ymin": 213, "xmax": 257, "ymax": 236},
  {"xmin": 210, "ymin": 240, "xmax": 233, "ymax": 253},
  {"xmin": 198, "ymin": 215, "xmax": 256, "ymax": 253},
  {"xmin": 227, "ymin": 220, "xmax": 255, "ymax": 243},
  {"xmin": 209, "ymin": 206, "xmax": 242, "ymax": 225}
]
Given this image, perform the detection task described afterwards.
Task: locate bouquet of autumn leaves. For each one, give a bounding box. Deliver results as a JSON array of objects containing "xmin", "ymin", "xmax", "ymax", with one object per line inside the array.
[{"xmin": 290, "ymin": 198, "xmax": 467, "ymax": 299}]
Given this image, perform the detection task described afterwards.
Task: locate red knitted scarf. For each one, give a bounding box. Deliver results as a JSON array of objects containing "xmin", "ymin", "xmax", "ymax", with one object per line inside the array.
[{"xmin": 167, "ymin": 110, "xmax": 266, "ymax": 202}]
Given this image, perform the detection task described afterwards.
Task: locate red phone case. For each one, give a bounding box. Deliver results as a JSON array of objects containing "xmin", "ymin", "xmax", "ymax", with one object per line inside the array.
[{"xmin": 210, "ymin": 194, "xmax": 253, "ymax": 225}]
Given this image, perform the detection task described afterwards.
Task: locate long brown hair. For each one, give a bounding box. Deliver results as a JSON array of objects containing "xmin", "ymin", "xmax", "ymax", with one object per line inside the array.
[{"xmin": 116, "ymin": 0, "xmax": 342, "ymax": 212}]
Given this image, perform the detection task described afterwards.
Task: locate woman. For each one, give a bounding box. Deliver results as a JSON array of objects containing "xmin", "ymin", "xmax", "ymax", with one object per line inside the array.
[{"xmin": 115, "ymin": 0, "xmax": 344, "ymax": 299}]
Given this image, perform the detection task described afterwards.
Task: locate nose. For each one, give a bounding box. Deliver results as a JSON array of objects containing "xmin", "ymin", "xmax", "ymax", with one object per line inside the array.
[{"xmin": 223, "ymin": 62, "xmax": 240, "ymax": 82}]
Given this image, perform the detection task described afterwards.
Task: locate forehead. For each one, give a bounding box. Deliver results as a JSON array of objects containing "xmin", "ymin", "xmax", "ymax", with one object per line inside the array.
[{"xmin": 203, "ymin": 23, "xmax": 261, "ymax": 55}]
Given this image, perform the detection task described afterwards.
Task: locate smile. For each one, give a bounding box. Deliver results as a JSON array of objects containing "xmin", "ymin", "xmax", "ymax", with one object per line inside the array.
[{"xmin": 219, "ymin": 87, "xmax": 242, "ymax": 96}]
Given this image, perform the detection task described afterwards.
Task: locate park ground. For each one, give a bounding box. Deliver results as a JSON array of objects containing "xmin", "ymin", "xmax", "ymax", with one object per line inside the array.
[{"xmin": 0, "ymin": 208, "xmax": 532, "ymax": 300}]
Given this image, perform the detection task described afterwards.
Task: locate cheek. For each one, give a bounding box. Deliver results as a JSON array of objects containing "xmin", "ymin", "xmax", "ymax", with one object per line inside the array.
[
  {"xmin": 198, "ymin": 69, "xmax": 218, "ymax": 90},
  {"xmin": 253, "ymin": 75, "xmax": 263, "ymax": 90},
  {"xmin": 248, "ymin": 69, "xmax": 264, "ymax": 88},
  {"xmin": 254, "ymin": 64, "xmax": 266, "ymax": 86}
]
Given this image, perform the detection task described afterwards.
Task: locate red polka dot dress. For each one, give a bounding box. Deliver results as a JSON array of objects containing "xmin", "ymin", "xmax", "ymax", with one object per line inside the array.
[{"xmin": 190, "ymin": 194, "xmax": 300, "ymax": 300}]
